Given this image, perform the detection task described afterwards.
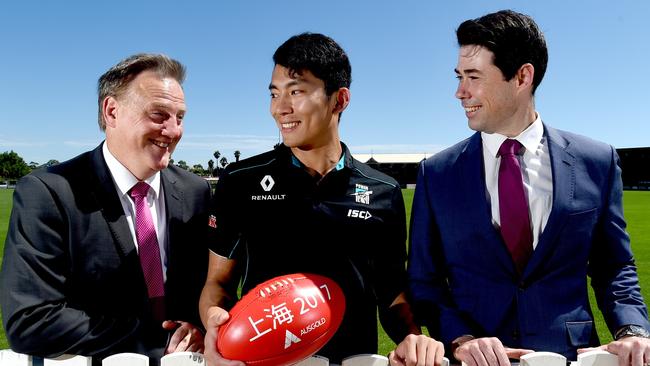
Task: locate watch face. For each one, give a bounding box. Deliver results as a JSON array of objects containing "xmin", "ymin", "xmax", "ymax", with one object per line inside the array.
[{"xmin": 630, "ymin": 325, "xmax": 650, "ymax": 337}]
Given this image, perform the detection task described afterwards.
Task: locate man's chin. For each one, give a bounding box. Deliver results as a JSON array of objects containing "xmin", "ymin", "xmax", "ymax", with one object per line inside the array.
[
  {"xmin": 468, "ymin": 119, "xmax": 484, "ymax": 132},
  {"xmin": 151, "ymin": 157, "xmax": 171, "ymax": 171}
]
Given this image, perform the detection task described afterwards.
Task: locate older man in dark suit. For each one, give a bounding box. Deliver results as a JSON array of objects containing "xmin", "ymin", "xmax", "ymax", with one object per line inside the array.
[{"xmin": 1, "ymin": 53, "xmax": 211, "ymax": 365}]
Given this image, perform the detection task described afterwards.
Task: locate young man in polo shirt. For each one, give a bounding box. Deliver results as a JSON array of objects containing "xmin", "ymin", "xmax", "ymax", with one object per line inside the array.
[{"xmin": 199, "ymin": 33, "xmax": 444, "ymax": 366}]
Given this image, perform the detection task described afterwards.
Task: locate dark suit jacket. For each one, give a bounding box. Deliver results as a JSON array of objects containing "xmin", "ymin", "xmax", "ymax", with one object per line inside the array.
[
  {"xmin": 408, "ymin": 124, "xmax": 649, "ymax": 359},
  {"xmin": 1, "ymin": 143, "xmax": 211, "ymax": 362}
]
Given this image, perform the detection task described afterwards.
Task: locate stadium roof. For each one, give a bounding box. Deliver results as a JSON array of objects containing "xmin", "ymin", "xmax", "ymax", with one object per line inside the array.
[{"xmin": 352, "ymin": 153, "xmax": 434, "ymax": 164}]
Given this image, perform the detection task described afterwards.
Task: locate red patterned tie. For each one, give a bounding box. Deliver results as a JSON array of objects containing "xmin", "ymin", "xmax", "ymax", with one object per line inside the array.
[
  {"xmin": 129, "ymin": 182, "xmax": 165, "ymax": 322},
  {"xmin": 498, "ymin": 139, "xmax": 533, "ymax": 274}
]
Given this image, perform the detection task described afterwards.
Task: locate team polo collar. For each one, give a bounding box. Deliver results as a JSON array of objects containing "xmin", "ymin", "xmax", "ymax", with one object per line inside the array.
[{"xmin": 282, "ymin": 142, "xmax": 354, "ymax": 171}]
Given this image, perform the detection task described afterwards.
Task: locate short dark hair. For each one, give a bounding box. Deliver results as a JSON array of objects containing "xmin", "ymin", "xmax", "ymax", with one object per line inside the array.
[
  {"xmin": 456, "ymin": 10, "xmax": 548, "ymax": 94},
  {"xmin": 97, "ymin": 53, "xmax": 186, "ymax": 131},
  {"xmin": 273, "ymin": 32, "xmax": 352, "ymax": 96}
]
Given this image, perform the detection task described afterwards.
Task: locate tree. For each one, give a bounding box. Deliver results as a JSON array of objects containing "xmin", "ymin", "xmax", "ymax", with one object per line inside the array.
[
  {"xmin": 220, "ymin": 157, "xmax": 228, "ymax": 168},
  {"xmin": 234, "ymin": 150, "xmax": 241, "ymax": 162},
  {"xmin": 169, "ymin": 158, "xmax": 175, "ymax": 165},
  {"xmin": 191, "ymin": 164, "xmax": 205, "ymax": 176},
  {"xmin": 29, "ymin": 161, "xmax": 40, "ymax": 169},
  {"xmin": 43, "ymin": 159, "xmax": 60, "ymax": 168},
  {"xmin": 207, "ymin": 159, "xmax": 214, "ymax": 176},
  {"xmin": 0, "ymin": 151, "xmax": 31, "ymax": 179},
  {"xmin": 213, "ymin": 150, "xmax": 221, "ymax": 162},
  {"xmin": 176, "ymin": 160, "xmax": 189, "ymax": 170}
]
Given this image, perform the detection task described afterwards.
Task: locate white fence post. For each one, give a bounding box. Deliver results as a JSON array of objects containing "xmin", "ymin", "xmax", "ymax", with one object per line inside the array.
[
  {"xmin": 0, "ymin": 350, "xmax": 32, "ymax": 366},
  {"xmin": 520, "ymin": 352, "xmax": 566, "ymax": 366},
  {"xmin": 102, "ymin": 353, "xmax": 149, "ymax": 366},
  {"xmin": 294, "ymin": 355, "xmax": 330, "ymax": 366},
  {"xmin": 160, "ymin": 352, "xmax": 204, "ymax": 366},
  {"xmin": 342, "ymin": 354, "xmax": 389, "ymax": 366},
  {"xmin": 43, "ymin": 355, "xmax": 91, "ymax": 366},
  {"xmin": 576, "ymin": 350, "xmax": 618, "ymax": 366}
]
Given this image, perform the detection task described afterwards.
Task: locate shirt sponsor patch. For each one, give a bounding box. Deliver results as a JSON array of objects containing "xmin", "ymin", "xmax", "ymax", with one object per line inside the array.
[{"xmin": 260, "ymin": 175, "xmax": 275, "ymax": 191}]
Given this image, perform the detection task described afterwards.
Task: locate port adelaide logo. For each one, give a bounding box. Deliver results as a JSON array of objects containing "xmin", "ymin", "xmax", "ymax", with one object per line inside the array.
[
  {"xmin": 347, "ymin": 184, "xmax": 373, "ymax": 220},
  {"xmin": 251, "ymin": 175, "xmax": 286, "ymax": 201},
  {"xmin": 350, "ymin": 183, "xmax": 372, "ymax": 204}
]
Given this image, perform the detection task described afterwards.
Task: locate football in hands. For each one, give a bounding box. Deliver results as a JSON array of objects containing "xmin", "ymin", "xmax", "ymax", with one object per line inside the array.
[{"xmin": 217, "ymin": 273, "xmax": 346, "ymax": 366}]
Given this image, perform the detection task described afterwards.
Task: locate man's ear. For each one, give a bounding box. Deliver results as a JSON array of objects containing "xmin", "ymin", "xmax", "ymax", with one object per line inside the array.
[
  {"xmin": 333, "ymin": 87, "xmax": 351, "ymax": 114},
  {"xmin": 102, "ymin": 96, "xmax": 119, "ymax": 128},
  {"xmin": 516, "ymin": 63, "xmax": 535, "ymax": 91}
]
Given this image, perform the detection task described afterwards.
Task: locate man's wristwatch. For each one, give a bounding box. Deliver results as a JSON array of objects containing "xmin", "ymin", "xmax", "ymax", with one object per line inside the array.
[{"xmin": 614, "ymin": 325, "xmax": 650, "ymax": 340}]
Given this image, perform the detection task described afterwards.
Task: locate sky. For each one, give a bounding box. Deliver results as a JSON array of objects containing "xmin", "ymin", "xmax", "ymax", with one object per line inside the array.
[{"xmin": 1, "ymin": 0, "xmax": 648, "ymax": 167}]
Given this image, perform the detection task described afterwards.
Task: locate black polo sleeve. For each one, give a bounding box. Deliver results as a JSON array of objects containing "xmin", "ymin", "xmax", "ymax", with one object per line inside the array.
[{"xmin": 207, "ymin": 170, "xmax": 245, "ymax": 260}]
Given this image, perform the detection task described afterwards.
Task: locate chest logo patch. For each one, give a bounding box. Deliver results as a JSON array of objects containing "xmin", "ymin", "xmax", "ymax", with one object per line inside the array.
[
  {"xmin": 260, "ymin": 175, "xmax": 275, "ymax": 191},
  {"xmin": 253, "ymin": 175, "xmax": 286, "ymax": 201},
  {"xmin": 350, "ymin": 183, "xmax": 372, "ymax": 204}
]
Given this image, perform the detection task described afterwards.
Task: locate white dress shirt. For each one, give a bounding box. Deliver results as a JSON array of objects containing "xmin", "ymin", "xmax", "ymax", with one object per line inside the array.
[
  {"xmin": 481, "ymin": 114, "xmax": 553, "ymax": 249},
  {"xmin": 102, "ymin": 142, "xmax": 168, "ymax": 280}
]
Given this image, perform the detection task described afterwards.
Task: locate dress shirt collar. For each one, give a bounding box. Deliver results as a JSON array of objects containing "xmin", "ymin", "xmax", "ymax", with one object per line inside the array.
[
  {"xmin": 481, "ymin": 113, "xmax": 544, "ymax": 157},
  {"xmin": 102, "ymin": 142, "xmax": 161, "ymax": 199}
]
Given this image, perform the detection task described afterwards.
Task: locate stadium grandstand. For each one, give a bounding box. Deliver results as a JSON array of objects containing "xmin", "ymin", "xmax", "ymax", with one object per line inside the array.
[{"xmin": 352, "ymin": 147, "xmax": 650, "ymax": 190}]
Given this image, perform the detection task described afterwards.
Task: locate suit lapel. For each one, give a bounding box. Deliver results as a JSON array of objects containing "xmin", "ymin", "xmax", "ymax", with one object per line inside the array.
[
  {"xmin": 462, "ymin": 133, "xmax": 518, "ymax": 277},
  {"xmin": 161, "ymin": 169, "xmax": 182, "ymax": 262},
  {"xmin": 90, "ymin": 144, "xmax": 138, "ymax": 258},
  {"xmin": 523, "ymin": 125, "xmax": 575, "ymax": 278}
]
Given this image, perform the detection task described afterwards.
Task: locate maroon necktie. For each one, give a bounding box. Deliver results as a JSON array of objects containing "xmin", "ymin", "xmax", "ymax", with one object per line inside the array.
[
  {"xmin": 498, "ymin": 139, "xmax": 533, "ymax": 274},
  {"xmin": 129, "ymin": 182, "xmax": 165, "ymax": 322}
]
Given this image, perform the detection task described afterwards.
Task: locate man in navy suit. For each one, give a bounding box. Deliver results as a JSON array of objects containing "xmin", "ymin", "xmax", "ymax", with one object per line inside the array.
[
  {"xmin": 408, "ymin": 10, "xmax": 650, "ymax": 366},
  {"xmin": 1, "ymin": 54, "xmax": 210, "ymax": 364}
]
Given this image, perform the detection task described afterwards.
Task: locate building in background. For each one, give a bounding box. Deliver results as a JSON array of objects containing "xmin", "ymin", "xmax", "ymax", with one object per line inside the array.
[
  {"xmin": 353, "ymin": 147, "xmax": 649, "ymax": 190},
  {"xmin": 352, "ymin": 153, "xmax": 433, "ymax": 188}
]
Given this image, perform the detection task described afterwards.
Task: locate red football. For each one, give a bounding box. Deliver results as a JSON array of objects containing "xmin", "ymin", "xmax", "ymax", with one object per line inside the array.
[{"xmin": 217, "ymin": 273, "xmax": 346, "ymax": 366}]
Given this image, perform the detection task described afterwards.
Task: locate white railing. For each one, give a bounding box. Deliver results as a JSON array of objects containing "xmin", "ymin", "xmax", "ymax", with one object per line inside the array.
[
  {"xmin": 0, "ymin": 351, "xmax": 402, "ymax": 366},
  {"xmin": 0, "ymin": 349, "xmax": 618, "ymax": 366}
]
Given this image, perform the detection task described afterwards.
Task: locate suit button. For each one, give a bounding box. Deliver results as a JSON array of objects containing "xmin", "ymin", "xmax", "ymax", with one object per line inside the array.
[{"xmin": 512, "ymin": 330, "xmax": 519, "ymax": 340}]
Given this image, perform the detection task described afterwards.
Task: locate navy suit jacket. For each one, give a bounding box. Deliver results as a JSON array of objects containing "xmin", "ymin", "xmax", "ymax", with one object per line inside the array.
[
  {"xmin": 1, "ymin": 144, "xmax": 211, "ymax": 362},
  {"xmin": 408, "ymin": 124, "xmax": 649, "ymax": 359}
]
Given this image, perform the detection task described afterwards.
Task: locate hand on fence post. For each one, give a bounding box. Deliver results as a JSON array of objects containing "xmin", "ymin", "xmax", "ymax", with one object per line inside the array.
[{"xmin": 163, "ymin": 321, "xmax": 205, "ymax": 354}]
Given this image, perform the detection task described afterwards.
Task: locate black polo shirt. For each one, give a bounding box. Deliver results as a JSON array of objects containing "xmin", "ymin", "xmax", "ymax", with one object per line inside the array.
[{"xmin": 208, "ymin": 143, "xmax": 407, "ymax": 363}]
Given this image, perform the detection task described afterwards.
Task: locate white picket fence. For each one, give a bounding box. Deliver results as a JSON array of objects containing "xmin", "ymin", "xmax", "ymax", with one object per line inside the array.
[
  {"xmin": 0, "ymin": 349, "xmax": 618, "ymax": 366},
  {"xmin": 0, "ymin": 351, "xmax": 413, "ymax": 366},
  {"xmin": 0, "ymin": 351, "xmax": 405, "ymax": 366}
]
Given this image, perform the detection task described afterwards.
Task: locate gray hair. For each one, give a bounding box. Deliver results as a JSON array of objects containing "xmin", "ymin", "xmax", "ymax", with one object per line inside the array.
[{"xmin": 97, "ymin": 53, "xmax": 186, "ymax": 131}]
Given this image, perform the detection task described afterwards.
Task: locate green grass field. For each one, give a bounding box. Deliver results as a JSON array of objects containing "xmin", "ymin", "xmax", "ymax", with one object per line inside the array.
[
  {"xmin": 0, "ymin": 189, "xmax": 648, "ymax": 355},
  {"xmin": 0, "ymin": 188, "xmax": 12, "ymax": 349}
]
